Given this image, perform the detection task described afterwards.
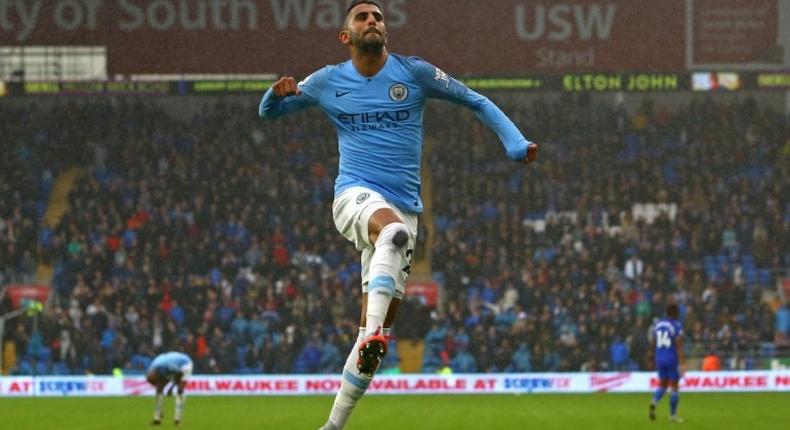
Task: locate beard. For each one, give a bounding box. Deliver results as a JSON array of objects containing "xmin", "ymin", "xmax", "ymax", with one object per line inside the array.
[{"xmin": 351, "ymin": 29, "xmax": 386, "ymax": 53}]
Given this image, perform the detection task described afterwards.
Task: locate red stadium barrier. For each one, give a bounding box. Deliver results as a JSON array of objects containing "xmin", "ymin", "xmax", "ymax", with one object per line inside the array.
[{"xmin": 4, "ymin": 285, "xmax": 51, "ymax": 309}]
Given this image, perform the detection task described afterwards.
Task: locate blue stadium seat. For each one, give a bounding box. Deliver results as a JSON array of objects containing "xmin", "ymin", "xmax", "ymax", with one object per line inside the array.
[
  {"xmin": 16, "ymin": 360, "xmax": 33, "ymax": 375},
  {"xmin": 760, "ymin": 342, "xmax": 775, "ymax": 359},
  {"xmin": 758, "ymin": 269, "xmax": 772, "ymax": 286},
  {"xmin": 716, "ymin": 254, "xmax": 728, "ymax": 265},
  {"xmin": 38, "ymin": 347, "xmax": 52, "ymax": 363},
  {"xmin": 130, "ymin": 354, "xmax": 152, "ymax": 371},
  {"xmin": 52, "ymin": 361, "xmax": 70, "ymax": 375},
  {"xmin": 744, "ymin": 268, "xmax": 758, "ymax": 286}
]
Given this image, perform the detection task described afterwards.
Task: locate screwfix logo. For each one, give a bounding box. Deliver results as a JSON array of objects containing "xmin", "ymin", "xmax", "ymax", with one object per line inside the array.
[{"xmin": 589, "ymin": 373, "xmax": 631, "ymax": 392}]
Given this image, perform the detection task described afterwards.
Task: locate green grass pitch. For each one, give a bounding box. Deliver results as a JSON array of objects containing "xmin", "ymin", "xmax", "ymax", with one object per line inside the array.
[{"xmin": 2, "ymin": 393, "xmax": 788, "ymax": 429}]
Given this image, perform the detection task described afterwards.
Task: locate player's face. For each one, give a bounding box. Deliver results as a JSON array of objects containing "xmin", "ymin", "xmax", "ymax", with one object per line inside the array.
[{"xmin": 340, "ymin": 4, "xmax": 387, "ymax": 52}]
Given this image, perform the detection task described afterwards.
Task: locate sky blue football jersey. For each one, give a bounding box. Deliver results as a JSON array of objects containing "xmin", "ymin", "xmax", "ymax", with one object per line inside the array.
[
  {"xmin": 260, "ymin": 54, "xmax": 532, "ymax": 214},
  {"xmin": 148, "ymin": 352, "xmax": 192, "ymax": 377},
  {"xmin": 652, "ymin": 318, "xmax": 683, "ymax": 366}
]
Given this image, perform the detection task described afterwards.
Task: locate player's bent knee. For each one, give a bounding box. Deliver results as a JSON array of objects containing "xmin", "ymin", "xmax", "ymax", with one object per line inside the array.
[
  {"xmin": 392, "ymin": 229, "xmax": 408, "ymax": 248},
  {"xmin": 377, "ymin": 222, "xmax": 409, "ymax": 249}
]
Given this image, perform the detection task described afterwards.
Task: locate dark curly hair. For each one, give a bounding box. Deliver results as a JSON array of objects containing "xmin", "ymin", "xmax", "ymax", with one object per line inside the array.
[
  {"xmin": 346, "ymin": 1, "xmax": 383, "ymax": 15},
  {"xmin": 666, "ymin": 303, "xmax": 679, "ymax": 319}
]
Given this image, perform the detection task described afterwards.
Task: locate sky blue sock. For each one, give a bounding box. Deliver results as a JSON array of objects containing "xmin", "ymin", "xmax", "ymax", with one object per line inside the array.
[{"xmin": 670, "ymin": 392, "xmax": 679, "ymax": 415}]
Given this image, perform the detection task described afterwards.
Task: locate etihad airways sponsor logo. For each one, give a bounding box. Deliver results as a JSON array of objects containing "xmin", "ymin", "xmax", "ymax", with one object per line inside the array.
[{"xmin": 337, "ymin": 110, "xmax": 410, "ymax": 132}]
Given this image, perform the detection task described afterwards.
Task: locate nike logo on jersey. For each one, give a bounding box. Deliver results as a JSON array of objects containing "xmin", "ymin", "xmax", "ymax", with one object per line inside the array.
[{"xmin": 335, "ymin": 90, "xmax": 351, "ymax": 98}]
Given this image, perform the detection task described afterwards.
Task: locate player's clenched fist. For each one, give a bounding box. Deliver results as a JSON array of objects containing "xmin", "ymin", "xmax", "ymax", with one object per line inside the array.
[
  {"xmin": 271, "ymin": 76, "xmax": 301, "ymax": 97},
  {"xmin": 524, "ymin": 143, "xmax": 539, "ymax": 164}
]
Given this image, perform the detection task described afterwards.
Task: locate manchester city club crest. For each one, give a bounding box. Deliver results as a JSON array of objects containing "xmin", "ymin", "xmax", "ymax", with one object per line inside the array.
[
  {"xmin": 356, "ymin": 193, "xmax": 370, "ymax": 204},
  {"xmin": 389, "ymin": 83, "xmax": 408, "ymax": 102}
]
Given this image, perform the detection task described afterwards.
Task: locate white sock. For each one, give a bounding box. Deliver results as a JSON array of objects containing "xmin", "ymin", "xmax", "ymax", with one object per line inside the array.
[
  {"xmin": 175, "ymin": 394, "xmax": 185, "ymax": 421},
  {"xmin": 325, "ymin": 329, "xmax": 371, "ymax": 429},
  {"xmin": 366, "ymin": 277, "xmax": 394, "ymax": 336},
  {"xmin": 365, "ymin": 222, "xmax": 407, "ymax": 336},
  {"xmin": 154, "ymin": 393, "xmax": 163, "ymax": 420}
]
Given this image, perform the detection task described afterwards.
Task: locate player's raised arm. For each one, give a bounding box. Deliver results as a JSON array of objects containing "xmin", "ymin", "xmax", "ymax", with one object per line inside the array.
[
  {"xmin": 408, "ymin": 57, "xmax": 538, "ymax": 164},
  {"xmin": 258, "ymin": 68, "xmax": 328, "ymax": 119}
]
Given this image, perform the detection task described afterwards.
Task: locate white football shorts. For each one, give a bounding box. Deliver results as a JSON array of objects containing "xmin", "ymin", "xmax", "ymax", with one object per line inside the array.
[
  {"xmin": 332, "ymin": 186, "xmax": 418, "ymax": 300},
  {"xmin": 180, "ymin": 361, "xmax": 193, "ymax": 380}
]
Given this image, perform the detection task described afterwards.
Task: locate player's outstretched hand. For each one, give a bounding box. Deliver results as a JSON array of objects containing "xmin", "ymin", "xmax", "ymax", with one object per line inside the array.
[
  {"xmin": 524, "ymin": 143, "xmax": 539, "ymax": 164},
  {"xmin": 271, "ymin": 76, "xmax": 301, "ymax": 97}
]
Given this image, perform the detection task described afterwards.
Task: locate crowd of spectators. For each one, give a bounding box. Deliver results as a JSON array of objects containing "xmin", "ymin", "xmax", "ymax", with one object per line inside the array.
[
  {"xmin": 0, "ymin": 104, "xmax": 55, "ymax": 287},
  {"xmin": 0, "ymin": 154, "xmax": 40, "ymax": 287},
  {"xmin": 3, "ymin": 99, "xmax": 371, "ymax": 375},
  {"xmin": 426, "ymin": 94, "xmax": 787, "ymax": 372},
  {"xmin": 1, "ymin": 93, "xmax": 787, "ymax": 376}
]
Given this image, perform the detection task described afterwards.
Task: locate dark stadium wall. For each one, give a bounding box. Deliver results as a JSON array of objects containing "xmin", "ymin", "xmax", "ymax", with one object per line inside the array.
[{"xmin": 0, "ymin": 0, "xmax": 784, "ymax": 76}]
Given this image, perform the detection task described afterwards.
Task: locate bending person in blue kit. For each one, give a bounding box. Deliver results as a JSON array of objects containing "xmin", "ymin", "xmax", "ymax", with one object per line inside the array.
[
  {"xmin": 259, "ymin": 2, "xmax": 539, "ymax": 428},
  {"xmin": 147, "ymin": 351, "xmax": 193, "ymax": 426}
]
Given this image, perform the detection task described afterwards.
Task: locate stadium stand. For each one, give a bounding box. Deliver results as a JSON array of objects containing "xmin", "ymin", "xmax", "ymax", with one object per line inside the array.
[{"xmin": 0, "ymin": 94, "xmax": 787, "ymax": 375}]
